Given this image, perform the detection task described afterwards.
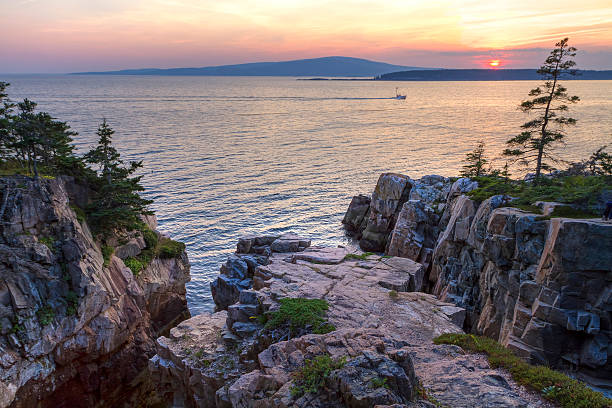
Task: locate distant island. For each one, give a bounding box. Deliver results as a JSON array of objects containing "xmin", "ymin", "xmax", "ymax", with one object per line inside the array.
[
  {"xmin": 72, "ymin": 56, "xmax": 431, "ymax": 77},
  {"xmin": 376, "ymin": 69, "xmax": 612, "ymax": 81}
]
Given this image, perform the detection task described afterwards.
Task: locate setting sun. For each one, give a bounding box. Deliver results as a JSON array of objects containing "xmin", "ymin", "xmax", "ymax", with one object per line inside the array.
[{"xmin": 489, "ymin": 59, "xmax": 501, "ymax": 67}]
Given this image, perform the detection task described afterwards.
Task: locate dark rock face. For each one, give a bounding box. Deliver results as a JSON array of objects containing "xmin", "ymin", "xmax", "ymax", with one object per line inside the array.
[
  {"xmin": 360, "ymin": 173, "xmax": 413, "ymax": 252},
  {"xmin": 210, "ymin": 233, "xmax": 311, "ymax": 310},
  {"xmin": 343, "ymin": 173, "xmax": 612, "ymax": 385},
  {"xmin": 432, "ymin": 194, "xmax": 612, "ymax": 381},
  {"xmin": 0, "ymin": 176, "xmax": 190, "ymax": 408},
  {"xmin": 342, "ymin": 194, "xmax": 371, "ymax": 239}
]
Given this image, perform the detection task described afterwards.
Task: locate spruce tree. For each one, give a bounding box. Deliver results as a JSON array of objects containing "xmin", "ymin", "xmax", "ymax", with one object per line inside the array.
[
  {"xmin": 503, "ymin": 38, "xmax": 579, "ymax": 183},
  {"xmin": 461, "ymin": 140, "xmax": 488, "ymax": 178},
  {"xmin": 85, "ymin": 120, "xmax": 152, "ymax": 231},
  {"xmin": 0, "ymin": 82, "xmax": 14, "ymax": 162}
]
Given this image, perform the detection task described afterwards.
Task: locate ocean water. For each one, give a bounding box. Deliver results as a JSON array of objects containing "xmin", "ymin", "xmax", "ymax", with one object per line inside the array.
[{"xmin": 3, "ymin": 75, "xmax": 611, "ymax": 314}]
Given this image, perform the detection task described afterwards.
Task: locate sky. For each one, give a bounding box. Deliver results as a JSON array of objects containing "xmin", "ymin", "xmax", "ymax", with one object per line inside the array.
[{"xmin": 1, "ymin": 0, "xmax": 611, "ymax": 73}]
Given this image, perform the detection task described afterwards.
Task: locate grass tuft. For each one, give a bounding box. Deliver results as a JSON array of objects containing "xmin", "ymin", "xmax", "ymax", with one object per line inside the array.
[
  {"xmin": 158, "ymin": 237, "xmax": 185, "ymax": 259},
  {"xmin": 434, "ymin": 333, "xmax": 612, "ymax": 408},
  {"xmin": 124, "ymin": 257, "xmax": 144, "ymax": 275},
  {"xmin": 101, "ymin": 245, "xmax": 114, "ymax": 267},
  {"xmin": 262, "ymin": 298, "xmax": 335, "ymax": 337},
  {"xmin": 343, "ymin": 252, "xmax": 375, "ymax": 261},
  {"xmin": 290, "ymin": 354, "xmax": 346, "ymax": 398},
  {"xmin": 37, "ymin": 305, "xmax": 55, "ymax": 326},
  {"xmin": 39, "ymin": 236, "xmax": 55, "ymax": 250},
  {"xmin": 369, "ymin": 377, "xmax": 389, "ymax": 389}
]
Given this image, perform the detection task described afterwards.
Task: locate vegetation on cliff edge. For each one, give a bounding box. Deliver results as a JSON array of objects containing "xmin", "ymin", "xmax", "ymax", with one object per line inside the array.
[
  {"xmin": 290, "ymin": 354, "xmax": 347, "ymax": 398},
  {"xmin": 260, "ymin": 298, "xmax": 335, "ymax": 337},
  {"xmin": 434, "ymin": 333, "xmax": 612, "ymax": 408}
]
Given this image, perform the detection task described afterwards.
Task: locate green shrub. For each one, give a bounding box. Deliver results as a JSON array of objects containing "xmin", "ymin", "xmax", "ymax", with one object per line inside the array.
[
  {"xmin": 388, "ymin": 290, "xmax": 399, "ymax": 299},
  {"xmin": 263, "ymin": 298, "xmax": 335, "ymax": 336},
  {"xmin": 39, "ymin": 236, "xmax": 55, "ymax": 250},
  {"xmin": 37, "ymin": 305, "xmax": 55, "ymax": 326},
  {"xmin": 370, "ymin": 377, "xmax": 389, "ymax": 389},
  {"xmin": 102, "ymin": 245, "xmax": 114, "ymax": 267},
  {"xmin": 468, "ymin": 175, "xmax": 608, "ymax": 210},
  {"xmin": 158, "ymin": 238, "xmax": 185, "ymax": 259},
  {"xmin": 65, "ymin": 291, "xmax": 79, "ymax": 316},
  {"xmin": 70, "ymin": 204, "xmax": 86, "ymax": 224},
  {"xmin": 124, "ymin": 257, "xmax": 144, "ymax": 275},
  {"xmin": 513, "ymin": 204, "xmax": 542, "ymax": 214},
  {"xmin": 549, "ymin": 206, "xmax": 598, "ymax": 219},
  {"xmin": 290, "ymin": 354, "xmax": 346, "ymax": 398},
  {"xmin": 434, "ymin": 333, "xmax": 612, "ymax": 408},
  {"xmin": 142, "ymin": 228, "xmax": 158, "ymax": 249}
]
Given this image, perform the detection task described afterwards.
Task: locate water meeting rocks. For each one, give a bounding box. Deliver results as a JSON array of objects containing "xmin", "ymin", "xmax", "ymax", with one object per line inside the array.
[
  {"xmin": 0, "ymin": 176, "xmax": 190, "ymax": 408},
  {"xmin": 150, "ymin": 235, "xmax": 544, "ymax": 407}
]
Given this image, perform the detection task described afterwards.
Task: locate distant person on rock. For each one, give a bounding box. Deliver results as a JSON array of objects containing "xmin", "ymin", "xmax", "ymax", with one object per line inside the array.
[{"xmin": 604, "ymin": 201, "xmax": 612, "ymax": 221}]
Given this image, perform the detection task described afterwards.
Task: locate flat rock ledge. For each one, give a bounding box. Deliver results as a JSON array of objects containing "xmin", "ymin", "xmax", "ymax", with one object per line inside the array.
[{"xmin": 151, "ymin": 236, "xmax": 550, "ymax": 408}]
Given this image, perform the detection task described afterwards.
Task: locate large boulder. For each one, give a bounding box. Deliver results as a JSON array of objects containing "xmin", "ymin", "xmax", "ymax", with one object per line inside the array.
[
  {"xmin": 386, "ymin": 200, "xmax": 440, "ymax": 267},
  {"xmin": 359, "ymin": 173, "xmax": 413, "ymax": 252},
  {"xmin": 342, "ymin": 195, "xmax": 371, "ymax": 239},
  {"xmin": 210, "ymin": 234, "xmax": 311, "ymax": 310}
]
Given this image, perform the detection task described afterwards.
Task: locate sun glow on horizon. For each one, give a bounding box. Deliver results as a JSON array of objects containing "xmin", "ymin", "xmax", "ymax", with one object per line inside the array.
[{"xmin": 0, "ymin": 0, "xmax": 611, "ymax": 72}]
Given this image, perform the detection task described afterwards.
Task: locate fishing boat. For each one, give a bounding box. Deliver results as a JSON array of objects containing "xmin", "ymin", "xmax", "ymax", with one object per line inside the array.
[{"xmin": 394, "ymin": 87, "xmax": 406, "ymax": 100}]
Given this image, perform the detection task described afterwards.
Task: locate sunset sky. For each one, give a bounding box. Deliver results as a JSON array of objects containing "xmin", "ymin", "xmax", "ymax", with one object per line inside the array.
[{"xmin": 1, "ymin": 0, "xmax": 611, "ymax": 73}]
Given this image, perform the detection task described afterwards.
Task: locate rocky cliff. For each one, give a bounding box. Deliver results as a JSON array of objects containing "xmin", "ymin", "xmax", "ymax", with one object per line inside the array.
[
  {"xmin": 149, "ymin": 234, "xmax": 549, "ymax": 407},
  {"xmin": 0, "ymin": 175, "xmax": 190, "ymax": 408},
  {"xmin": 343, "ymin": 173, "xmax": 612, "ymax": 390}
]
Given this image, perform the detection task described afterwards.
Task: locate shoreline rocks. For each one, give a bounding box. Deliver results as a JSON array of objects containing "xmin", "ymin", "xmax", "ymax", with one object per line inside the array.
[
  {"xmin": 150, "ymin": 235, "xmax": 547, "ymax": 407},
  {"xmin": 343, "ymin": 173, "xmax": 612, "ymax": 390}
]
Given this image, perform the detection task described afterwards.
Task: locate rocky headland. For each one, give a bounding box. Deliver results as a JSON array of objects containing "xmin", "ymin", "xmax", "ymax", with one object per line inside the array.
[
  {"xmin": 344, "ymin": 173, "xmax": 611, "ymax": 391},
  {"xmin": 2, "ymin": 171, "xmax": 610, "ymax": 408},
  {"xmin": 148, "ymin": 172, "xmax": 610, "ymax": 408},
  {"xmin": 0, "ymin": 175, "xmax": 190, "ymax": 407}
]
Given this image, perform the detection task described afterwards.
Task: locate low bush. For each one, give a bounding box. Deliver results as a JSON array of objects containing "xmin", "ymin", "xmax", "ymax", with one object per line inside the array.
[
  {"xmin": 142, "ymin": 228, "xmax": 158, "ymax": 249},
  {"xmin": 262, "ymin": 298, "xmax": 335, "ymax": 337},
  {"xmin": 158, "ymin": 238, "xmax": 185, "ymax": 259},
  {"xmin": 290, "ymin": 354, "xmax": 346, "ymax": 398},
  {"xmin": 102, "ymin": 245, "xmax": 114, "ymax": 267},
  {"xmin": 64, "ymin": 291, "xmax": 79, "ymax": 316},
  {"xmin": 37, "ymin": 305, "xmax": 55, "ymax": 326},
  {"xmin": 468, "ymin": 175, "xmax": 609, "ymax": 214},
  {"xmin": 370, "ymin": 377, "xmax": 389, "ymax": 389},
  {"xmin": 39, "ymin": 236, "xmax": 55, "ymax": 250},
  {"xmin": 70, "ymin": 204, "xmax": 86, "ymax": 224},
  {"xmin": 548, "ymin": 206, "xmax": 598, "ymax": 219},
  {"xmin": 434, "ymin": 333, "xmax": 612, "ymax": 408},
  {"xmin": 124, "ymin": 257, "xmax": 144, "ymax": 275}
]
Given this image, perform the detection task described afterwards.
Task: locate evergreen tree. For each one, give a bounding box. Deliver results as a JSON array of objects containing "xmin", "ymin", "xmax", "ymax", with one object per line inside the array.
[
  {"xmin": 84, "ymin": 120, "xmax": 153, "ymax": 231},
  {"xmin": 6, "ymin": 97, "xmax": 82, "ymax": 178},
  {"xmin": 461, "ymin": 140, "xmax": 488, "ymax": 177},
  {"xmin": 84, "ymin": 119, "xmax": 120, "ymax": 185},
  {"xmin": 0, "ymin": 82, "xmax": 15, "ymax": 160},
  {"xmin": 503, "ymin": 38, "xmax": 579, "ymax": 183}
]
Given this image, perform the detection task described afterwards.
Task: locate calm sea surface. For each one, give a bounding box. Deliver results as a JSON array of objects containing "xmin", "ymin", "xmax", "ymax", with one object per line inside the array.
[{"xmin": 3, "ymin": 75, "xmax": 611, "ymax": 314}]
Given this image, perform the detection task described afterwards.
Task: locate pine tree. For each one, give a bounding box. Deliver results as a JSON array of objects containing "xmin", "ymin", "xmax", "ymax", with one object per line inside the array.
[
  {"xmin": 461, "ymin": 140, "xmax": 488, "ymax": 178},
  {"xmin": 84, "ymin": 119, "xmax": 120, "ymax": 185},
  {"xmin": 0, "ymin": 82, "xmax": 14, "ymax": 162},
  {"xmin": 85, "ymin": 120, "xmax": 153, "ymax": 231},
  {"xmin": 503, "ymin": 38, "xmax": 579, "ymax": 183}
]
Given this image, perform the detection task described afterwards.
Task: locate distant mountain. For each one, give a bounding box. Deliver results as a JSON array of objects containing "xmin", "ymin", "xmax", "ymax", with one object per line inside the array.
[
  {"xmin": 73, "ymin": 57, "xmax": 431, "ymax": 77},
  {"xmin": 377, "ymin": 69, "xmax": 612, "ymax": 81}
]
